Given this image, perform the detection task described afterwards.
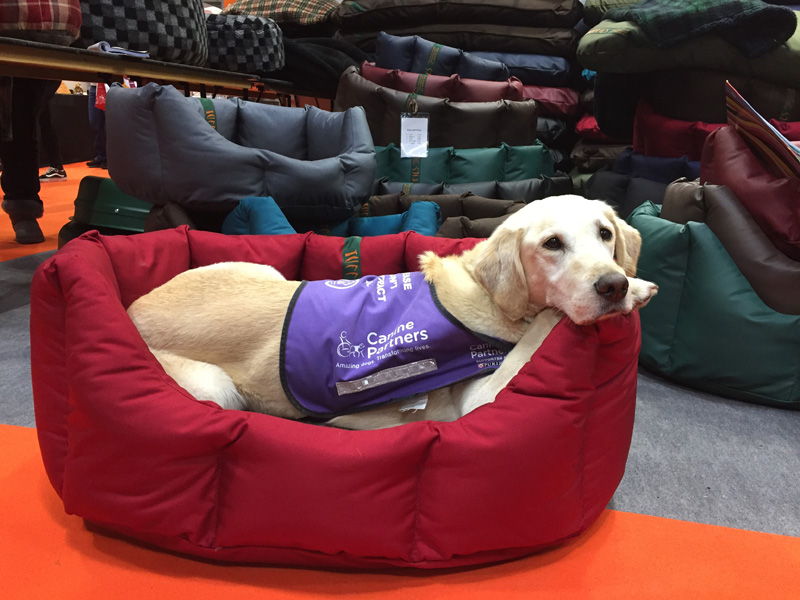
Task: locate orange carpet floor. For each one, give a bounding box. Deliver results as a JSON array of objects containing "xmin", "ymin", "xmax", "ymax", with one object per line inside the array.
[
  {"xmin": 2, "ymin": 424, "xmax": 799, "ymax": 600},
  {"xmin": 0, "ymin": 162, "xmax": 101, "ymax": 262}
]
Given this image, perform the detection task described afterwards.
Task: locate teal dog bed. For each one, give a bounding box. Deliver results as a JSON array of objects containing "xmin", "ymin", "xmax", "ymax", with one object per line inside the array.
[
  {"xmin": 375, "ymin": 142, "xmax": 555, "ymax": 184},
  {"xmin": 222, "ymin": 196, "xmax": 441, "ymax": 237},
  {"xmin": 629, "ymin": 194, "xmax": 800, "ymax": 408}
]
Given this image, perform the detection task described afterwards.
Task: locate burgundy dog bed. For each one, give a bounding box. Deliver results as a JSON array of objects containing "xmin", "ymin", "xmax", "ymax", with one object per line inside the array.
[
  {"xmin": 701, "ymin": 125, "xmax": 800, "ymax": 262},
  {"xmin": 360, "ymin": 61, "xmax": 581, "ymax": 118},
  {"xmin": 31, "ymin": 227, "xmax": 640, "ymax": 569}
]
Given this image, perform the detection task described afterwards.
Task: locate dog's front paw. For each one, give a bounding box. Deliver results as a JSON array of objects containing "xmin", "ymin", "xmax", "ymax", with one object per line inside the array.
[{"xmin": 626, "ymin": 278, "xmax": 658, "ymax": 312}]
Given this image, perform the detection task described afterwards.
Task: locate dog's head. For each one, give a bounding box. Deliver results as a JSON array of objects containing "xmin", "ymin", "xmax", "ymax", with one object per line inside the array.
[{"xmin": 469, "ymin": 195, "xmax": 650, "ymax": 325}]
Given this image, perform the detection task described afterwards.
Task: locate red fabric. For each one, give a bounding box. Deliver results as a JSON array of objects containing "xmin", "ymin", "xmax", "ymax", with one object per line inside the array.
[
  {"xmin": 360, "ymin": 61, "xmax": 580, "ymax": 118},
  {"xmin": 576, "ymin": 113, "xmax": 629, "ymax": 144},
  {"xmin": 633, "ymin": 98, "xmax": 722, "ymax": 161},
  {"xmin": 30, "ymin": 228, "xmax": 640, "ymax": 569},
  {"xmin": 701, "ymin": 125, "xmax": 800, "ymax": 262},
  {"xmin": 769, "ymin": 120, "xmax": 800, "ymax": 141},
  {"xmin": 634, "ymin": 98, "xmax": 800, "ymax": 161}
]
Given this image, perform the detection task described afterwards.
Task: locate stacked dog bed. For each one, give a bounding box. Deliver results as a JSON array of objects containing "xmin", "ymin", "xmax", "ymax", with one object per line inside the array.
[
  {"xmin": 333, "ymin": 0, "xmax": 584, "ymax": 58},
  {"xmin": 582, "ymin": 148, "xmax": 699, "ymax": 219},
  {"xmin": 363, "ymin": 192, "xmax": 525, "ymax": 238},
  {"xmin": 105, "ymin": 83, "xmax": 376, "ymax": 227},
  {"xmin": 350, "ymin": 31, "xmax": 582, "ymax": 171},
  {"xmin": 577, "ymin": 0, "xmax": 800, "ymax": 153},
  {"xmin": 31, "ymin": 227, "xmax": 642, "ymax": 567}
]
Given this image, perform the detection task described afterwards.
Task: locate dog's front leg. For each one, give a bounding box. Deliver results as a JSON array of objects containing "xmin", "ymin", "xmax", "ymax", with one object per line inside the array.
[{"xmin": 624, "ymin": 278, "xmax": 658, "ymax": 313}]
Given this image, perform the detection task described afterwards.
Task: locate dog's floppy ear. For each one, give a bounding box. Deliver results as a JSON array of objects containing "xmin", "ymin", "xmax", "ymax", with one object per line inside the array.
[
  {"xmin": 472, "ymin": 227, "xmax": 529, "ymax": 321},
  {"xmin": 613, "ymin": 216, "xmax": 642, "ymax": 277}
]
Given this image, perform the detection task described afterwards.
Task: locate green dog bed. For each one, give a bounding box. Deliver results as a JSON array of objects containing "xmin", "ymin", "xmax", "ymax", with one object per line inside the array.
[
  {"xmin": 375, "ymin": 142, "xmax": 554, "ymax": 184},
  {"xmin": 629, "ymin": 200, "xmax": 800, "ymax": 408}
]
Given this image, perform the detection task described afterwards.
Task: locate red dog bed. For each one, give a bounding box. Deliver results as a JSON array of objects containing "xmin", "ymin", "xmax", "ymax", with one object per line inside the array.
[{"xmin": 30, "ymin": 227, "xmax": 640, "ymax": 569}]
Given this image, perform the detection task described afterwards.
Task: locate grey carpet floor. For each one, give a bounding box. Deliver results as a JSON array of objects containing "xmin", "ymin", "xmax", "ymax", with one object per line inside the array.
[{"xmin": 2, "ymin": 251, "xmax": 799, "ymax": 538}]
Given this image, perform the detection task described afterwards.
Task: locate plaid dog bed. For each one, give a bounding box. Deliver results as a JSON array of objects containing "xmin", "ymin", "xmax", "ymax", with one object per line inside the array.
[
  {"xmin": 0, "ymin": 0, "xmax": 81, "ymax": 45},
  {"xmin": 225, "ymin": 0, "xmax": 339, "ymax": 27}
]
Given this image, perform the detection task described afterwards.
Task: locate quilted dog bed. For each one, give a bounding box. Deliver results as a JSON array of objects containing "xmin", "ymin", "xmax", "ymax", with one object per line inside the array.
[
  {"xmin": 364, "ymin": 192, "xmax": 525, "ymax": 238},
  {"xmin": 374, "ymin": 31, "xmax": 576, "ymax": 86},
  {"xmin": 345, "ymin": 23, "xmax": 580, "ymax": 57},
  {"xmin": 375, "ymin": 142, "xmax": 555, "ymax": 184},
  {"xmin": 334, "ymin": 67, "xmax": 540, "ymax": 148},
  {"xmin": 31, "ymin": 227, "xmax": 641, "ymax": 568},
  {"xmin": 577, "ymin": 15, "xmax": 800, "ymax": 89},
  {"xmin": 362, "ymin": 61, "xmax": 581, "ymax": 117},
  {"xmin": 373, "ymin": 172, "xmax": 574, "ymax": 200},
  {"xmin": 106, "ymin": 83, "xmax": 375, "ymax": 223},
  {"xmin": 221, "ymin": 195, "xmax": 442, "ymax": 237}
]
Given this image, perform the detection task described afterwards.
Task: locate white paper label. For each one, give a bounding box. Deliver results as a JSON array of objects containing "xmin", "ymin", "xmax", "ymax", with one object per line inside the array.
[{"xmin": 400, "ymin": 113, "xmax": 429, "ymax": 158}]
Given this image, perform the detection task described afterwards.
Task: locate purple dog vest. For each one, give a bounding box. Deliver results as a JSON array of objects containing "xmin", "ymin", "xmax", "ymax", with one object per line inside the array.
[{"xmin": 280, "ymin": 271, "xmax": 511, "ymax": 418}]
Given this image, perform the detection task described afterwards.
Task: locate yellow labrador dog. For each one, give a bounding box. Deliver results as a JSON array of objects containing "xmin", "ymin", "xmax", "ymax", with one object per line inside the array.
[{"xmin": 128, "ymin": 196, "xmax": 657, "ymax": 429}]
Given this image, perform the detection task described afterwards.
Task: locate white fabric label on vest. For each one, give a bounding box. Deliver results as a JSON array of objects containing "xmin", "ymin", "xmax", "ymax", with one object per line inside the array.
[{"xmin": 400, "ymin": 394, "xmax": 428, "ymax": 412}]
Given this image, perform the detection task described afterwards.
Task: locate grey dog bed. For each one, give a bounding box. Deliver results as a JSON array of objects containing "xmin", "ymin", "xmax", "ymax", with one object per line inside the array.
[{"xmin": 106, "ymin": 83, "xmax": 376, "ymax": 222}]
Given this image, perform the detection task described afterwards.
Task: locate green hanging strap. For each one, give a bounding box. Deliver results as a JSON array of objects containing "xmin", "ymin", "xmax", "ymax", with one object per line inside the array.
[
  {"xmin": 414, "ymin": 72, "xmax": 429, "ymax": 95},
  {"xmin": 424, "ymin": 43, "xmax": 441, "ymax": 75},
  {"xmin": 342, "ymin": 236, "xmax": 362, "ymax": 280},
  {"xmin": 198, "ymin": 97, "xmax": 217, "ymax": 129}
]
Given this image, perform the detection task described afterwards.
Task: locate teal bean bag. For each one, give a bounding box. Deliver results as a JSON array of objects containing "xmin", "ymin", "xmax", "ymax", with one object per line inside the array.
[{"xmin": 628, "ymin": 201, "xmax": 800, "ymax": 408}]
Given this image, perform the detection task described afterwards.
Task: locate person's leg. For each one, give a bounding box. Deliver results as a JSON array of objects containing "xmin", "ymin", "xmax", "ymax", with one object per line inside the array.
[
  {"xmin": 38, "ymin": 80, "xmax": 67, "ymax": 180},
  {"xmin": 38, "ymin": 80, "xmax": 66, "ymax": 178},
  {"xmin": 87, "ymin": 84, "xmax": 107, "ymax": 167},
  {"xmin": 0, "ymin": 77, "xmax": 51, "ymax": 243}
]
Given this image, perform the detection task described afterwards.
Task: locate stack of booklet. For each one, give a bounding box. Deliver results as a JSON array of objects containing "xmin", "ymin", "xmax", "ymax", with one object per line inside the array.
[
  {"xmin": 725, "ymin": 80, "xmax": 800, "ymax": 178},
  {"xmin": 87, "ymin": 41, "xmax": 149, "ymax": 59}
]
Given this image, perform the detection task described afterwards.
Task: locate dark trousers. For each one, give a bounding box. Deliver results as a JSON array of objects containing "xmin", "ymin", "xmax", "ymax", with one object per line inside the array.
[
  {"xmin": 0, "ymin": 77, "xmax": 53, "ymax": 219},
  {"xmin": 88, "ymin": 84, "xmax": 107, "ymax": 164},
  {"xmin": 38, "ymin": 80, "xmax": 65, "ymax": 169}
]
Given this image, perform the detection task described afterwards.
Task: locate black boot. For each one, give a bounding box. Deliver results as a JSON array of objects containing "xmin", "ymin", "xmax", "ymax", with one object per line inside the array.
[
  {"xmin": 2, "ymin": 198, "xmax": 45, "ymax": 244},
  {"xmin": 11, "ymin": 218, "xmax": 44, "ymax": 244}
]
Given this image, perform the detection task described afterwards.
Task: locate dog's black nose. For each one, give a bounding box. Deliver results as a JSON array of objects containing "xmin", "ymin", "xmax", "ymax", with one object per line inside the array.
[{"xmin": 595, "ymin": 273, "xmax": 629, "ymax": 303}]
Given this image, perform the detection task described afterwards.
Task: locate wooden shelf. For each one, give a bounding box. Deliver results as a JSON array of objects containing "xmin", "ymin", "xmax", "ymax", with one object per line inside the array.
[{"xmin": 0, "ymin": 36, "xmax": 322, "ymax": 102}]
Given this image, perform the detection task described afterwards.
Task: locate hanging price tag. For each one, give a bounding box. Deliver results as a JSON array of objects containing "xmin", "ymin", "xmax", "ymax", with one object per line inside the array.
[{"xmin": 400, "ymin": 112, "xmax": 430, "ymax": 158}]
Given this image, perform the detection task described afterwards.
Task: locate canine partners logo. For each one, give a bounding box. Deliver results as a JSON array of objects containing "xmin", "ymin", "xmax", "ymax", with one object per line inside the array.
[
  {"xmin": 325, "ymin": 279, "xmax": 359, "ymax": 290},
  {"xmin": 337, "ymin": 331, "xmax": 365, "ymax": 358}
]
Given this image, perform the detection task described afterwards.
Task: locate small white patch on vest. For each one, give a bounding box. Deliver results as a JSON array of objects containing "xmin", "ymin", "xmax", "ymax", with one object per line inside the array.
[{"xmin": 400, "ymin": 394, "xmax": 428, "ymax": 412}]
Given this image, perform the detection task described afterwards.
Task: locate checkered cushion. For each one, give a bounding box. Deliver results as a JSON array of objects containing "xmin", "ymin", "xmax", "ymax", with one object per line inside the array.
[
  {"xmin": 79, "ymin": 0, "xmax": 208, "ymax": 66},
  {"xmin": 206, "ymin": 14, "xmax": 284, "ymax": 74}
]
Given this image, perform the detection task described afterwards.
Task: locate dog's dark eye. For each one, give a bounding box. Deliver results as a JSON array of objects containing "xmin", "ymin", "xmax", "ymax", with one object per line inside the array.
[
  {"xmin": 543, "ymin": 237, "xmax": 562, "ymax": 250},
  {"xmin": 599, "ymin": 227, "xmax": 613, "ymax": 241}
]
